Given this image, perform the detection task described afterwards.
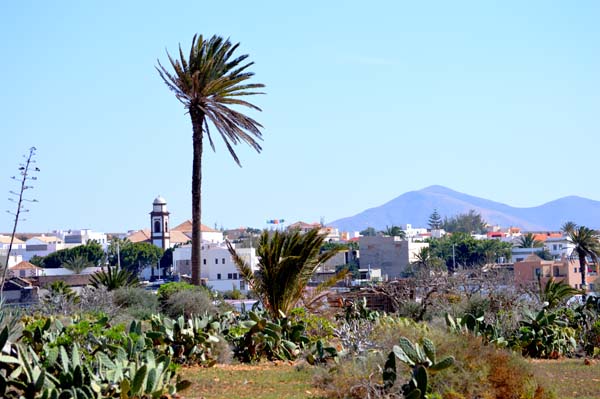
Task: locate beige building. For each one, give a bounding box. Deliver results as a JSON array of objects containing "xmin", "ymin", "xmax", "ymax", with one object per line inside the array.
[
  {"xmin": 514, "ymin": 254, "xmax": 600, "ymax": 292},
  {"xmin": 359, "ymin": 236, "xmax": 429, "ymax": 279}
]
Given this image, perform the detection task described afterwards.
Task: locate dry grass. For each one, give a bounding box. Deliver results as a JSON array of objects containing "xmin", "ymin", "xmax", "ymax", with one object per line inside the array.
[
  {"xmin": 178, "ymin": 362, "xmax": 325, "ymax": 399},
  {"xmin": 530, "ymin": 358, "xmax": 600, "ymax": 399}
]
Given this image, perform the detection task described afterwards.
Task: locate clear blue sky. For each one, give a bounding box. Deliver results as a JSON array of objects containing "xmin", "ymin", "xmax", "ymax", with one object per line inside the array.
[{"xmin": 1, "ymin": 1, "xmax": 599, "ymax": 233}]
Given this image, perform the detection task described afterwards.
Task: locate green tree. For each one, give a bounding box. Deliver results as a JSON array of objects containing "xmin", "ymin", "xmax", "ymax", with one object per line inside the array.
[
  {"xmin": 41, "ymin": 240, "xmax": 105, "ymax": 268},
  {"xmin": 227, "ymin": 228, "xmax": 338, "ymax": 318},
  {"xmin": 566, "ymin": 225, "xmax": 600, "ymax": 294},
  {"xmin": 61, "ymin": 254, "xmax": 92, "ymax": 274},
  {"xmin": 428, "ymin": 209, "xmax": 443, "ymax": 230},
  {"xmin": 360, "ymin": 227, "xmax": 377, "ymax": 237},
  {"xmin": 157, "ymin": 35, "xmax": 265, "ymax": 285},
  {"xmin": 442, "ymin": 210, "xmax": 487, "ymax": 234},
  {"xmin": 516, "ymin": 233, "xmax": 544, "ymax": 249},
  {"xmin": 427, "ymin": 233, "xmax": 512, "ymax": 270},
  {"xmin": 381, "ymin": 225, "xmax": 406, "ymax": 239},
  {"xmin": 120, "ymin": 242, "xmax": 164, "ymax": 274}
]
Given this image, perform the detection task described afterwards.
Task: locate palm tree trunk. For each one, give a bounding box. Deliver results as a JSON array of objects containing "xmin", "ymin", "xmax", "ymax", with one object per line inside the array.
[
  {"xmin": 579, "ymin": 254, "xmax": 587, "ymax": 296},
  {"xmin": 190, "ymin": 108, "xmax": 204, "ymax": 286}
]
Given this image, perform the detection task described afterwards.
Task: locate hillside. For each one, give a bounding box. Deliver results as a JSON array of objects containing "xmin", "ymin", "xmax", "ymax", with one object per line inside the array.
[{"xmin": 329, "ymin": 185, "xmax": 600, "ymax": 232}]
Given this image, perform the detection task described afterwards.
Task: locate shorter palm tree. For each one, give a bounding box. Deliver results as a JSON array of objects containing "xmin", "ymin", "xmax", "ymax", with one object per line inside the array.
[
  {"xmin": 382, "ymin": 225, "xmax": 406, "ymax": 239},
  {"xmin": 541, "ymin": 278, "xmax": 581, "ymax": 309},
  {"xmin": 90, "ymin": 266, "xmax": 139, "ymax": 291},
  {"xmin": 227, "ymin": 228, "xmax": 338, "ymax": 319},
  {"xmin": 62, "ymin": 255, "xmax": 92, "ymax": 274},
  {"xmin": 516, "ymin": 233, "xmax": 544, "ymax": 249}
]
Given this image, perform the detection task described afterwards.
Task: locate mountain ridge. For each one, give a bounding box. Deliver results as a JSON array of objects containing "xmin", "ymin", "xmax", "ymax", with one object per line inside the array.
[{"xmin": 328, "ymin": 185, "xmax": 600, "ymax": 232}]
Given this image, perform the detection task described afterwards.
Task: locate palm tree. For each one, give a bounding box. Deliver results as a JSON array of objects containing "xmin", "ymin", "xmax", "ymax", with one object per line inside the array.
[
  {"xmin": 157, "ymin": 35, "xmax": 264, "ymax": 285},
  {"xmin": 382, "ymin": 225, "xmax": 406, "ymax": 239},
  {"xmin": 90, "ymin": 266, "xmax": 140, "ymax": 291},
  {"xmin": 227, "ymin": 228, "xmax": 338, "ymax": 318},
  {"xmin": 566, "ymin": 225, "xmax": 600, "ymax": 295},
  {"xmin": 541, "ymin": 278, "xmax": 581, "ymax": 309},
  {"xmin": 62, "ymin": 254, "xmax": 92, "ymax": 274},
  {"xmin": 561, "ymin": 221, "xmax": 577, "ymax": 234},
  {"xmin": 516, "ymin": 233, "xmax": 544, "ymax": 249}
]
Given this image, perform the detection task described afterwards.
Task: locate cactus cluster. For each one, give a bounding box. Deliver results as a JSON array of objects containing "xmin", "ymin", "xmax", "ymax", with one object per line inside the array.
[
  {"xmin": 233, "ymin": 310, "xmax": 309, "ymax": 362},
  {"xmin": 383, "ymin": 336, "xmax": 454, "ymax": 399}
]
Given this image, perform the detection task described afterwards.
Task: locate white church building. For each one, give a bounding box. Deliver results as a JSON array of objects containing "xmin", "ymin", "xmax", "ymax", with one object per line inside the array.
[{"xmin": 131, "ymin": 196, "xmax": 258, "ymax": 293}]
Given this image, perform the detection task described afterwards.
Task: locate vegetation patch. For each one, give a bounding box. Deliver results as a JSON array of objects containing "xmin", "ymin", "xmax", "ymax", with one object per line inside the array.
[{"xmin": 179, "ymin": 363, "xmax": 324, "ymax": 399}]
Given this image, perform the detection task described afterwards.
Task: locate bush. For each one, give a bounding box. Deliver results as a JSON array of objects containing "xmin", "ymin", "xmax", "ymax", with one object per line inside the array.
[
  {"xmin": 222, "ymin": 287, "xmax": 245, "ymax": 300},
  {"xmin": 315, "ymin": 316, "xmax": 552, "ymax": 399},
  {"xmin": 157, "ymin": 281, "xmax": 211, "ymax": 302},
  {"xmin": 113, "ymin": 287, "xmax": 159, "ymax": 319},
  {"xmin": 162, "ymin": 289, "xmax": 217, "ymax": 318}
]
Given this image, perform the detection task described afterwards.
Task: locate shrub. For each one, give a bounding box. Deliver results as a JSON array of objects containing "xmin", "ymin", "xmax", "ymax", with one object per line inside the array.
[
  {"xmin": 222, "ymin": 287, "xmax": 245, "ymax": 300},
  {"xmin": 113, "ymin": 287, "xmax": 159, "ymax": 319},
  {"xmin": 157, "ymin": 281, "xmax": 209, "ymax": 302},
  {"xmin": 162, "ymin": 289, "xmax": 217, "ymax": 318},
  {"xmin": 315, "ymin": 316, "xmax": 552, "ymax": 399}
]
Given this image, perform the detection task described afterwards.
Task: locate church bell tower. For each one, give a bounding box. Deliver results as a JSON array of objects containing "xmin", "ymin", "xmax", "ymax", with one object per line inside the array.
[{"xmin": 150, "ymin": 196, "xmax": 170, "ymax": 250}]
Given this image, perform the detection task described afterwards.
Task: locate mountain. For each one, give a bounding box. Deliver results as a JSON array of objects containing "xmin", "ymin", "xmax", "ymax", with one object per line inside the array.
[{"xmin": 328, "ymin": 185, "xmax": 600, "ymax": 232}]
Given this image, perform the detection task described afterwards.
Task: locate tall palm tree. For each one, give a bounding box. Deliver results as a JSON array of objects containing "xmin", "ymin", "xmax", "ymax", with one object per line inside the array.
[
  {"xmin": 516, "ymin": 233, "xmax": 544, "ymax": 249},
  {"xmin": 157, "ymin": 35, "xmax": 265, "ymax": 285},
  {"xmin": 566, "ymin": 225, "xmax": 600, "ymax": 294},
  {"xmin": 227, "ymin": 228, "xmax": 338, "ymax": 318}
]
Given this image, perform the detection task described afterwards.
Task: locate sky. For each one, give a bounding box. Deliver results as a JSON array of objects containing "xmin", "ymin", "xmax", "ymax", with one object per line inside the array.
[{"xmin": 1, "ymin": 1, "xmax": 599, "ymax": 233}]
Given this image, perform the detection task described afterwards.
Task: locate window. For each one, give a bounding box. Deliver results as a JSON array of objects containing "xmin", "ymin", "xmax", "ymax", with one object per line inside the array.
[
  {"xmin": 154, "ymin": 220, "xmax": 161, "ymax": 233},
  {"xmin": 217, "ymin": 273, "xmax": 221, "ymax": 280},
  {"xmin": 203, "ymin": 259, "xmax": 206, "ymax": 265},
  {"xmin": 227, "ymin": 273, "xmax": 233, "ymax": 279},
  {"xmin": 233, "ymin": 273, "xmax": 238, "ymax": 279},
  {"xmin": 215, "ymin": 258, "xmax": 218, "ymax": 264},
  {"xmin": 165, "ymin": 221, "xmax": 168, "ymax": 232},
  {"xmin": 240, "ymin": 281, "xmax": 246, "ymax": 291},
  {"xmin": 222, "ymin": 258, "xmax": 225, "ymax": 264},
  {"xmin": 574, "ymin": 268, "xmax": 578, "ymax": 273},
  {"xmin": 553, "ymin": 245, "xmax": 557, "ymax": 250}
]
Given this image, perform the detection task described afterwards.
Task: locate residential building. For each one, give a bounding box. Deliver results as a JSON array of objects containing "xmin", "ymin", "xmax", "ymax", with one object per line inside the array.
[
  {"xmin": 319, "ymin": 248, "xmax": 359, "ymax": 272},
  {"xmin": 0, "ymin": 235, "xmax": 26, "ymax": 257},
  {"xmin": 514, "ymin": 254, "xmax": 600, "ymax": 292},
  {"xmin": 7, "ymin": 260, "xmax": 43, "ymax": 279},
  {"xmin": 401, "ymin": 224, "xmax": 428, "ymax": 240},
  {"xmin": 287, "ymin": 221, "xmax": 321, "ymax": 234},
  {"xmin": 52, "ymin": 229, "xmax": 108, "ymax": 249},
  {"xmin": 23, "ymin": 235, "xmax": 65, "ymax": 261},
  {"xmin": 172, "ymin": 243, "xmax": 258, "ymax": 293},
  {"xmin": 359, "ymin": 236, "xmax": 429, "ymax": 279}
]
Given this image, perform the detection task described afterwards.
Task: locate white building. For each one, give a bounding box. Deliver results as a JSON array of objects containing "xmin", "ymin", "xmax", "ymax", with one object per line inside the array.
[
  {"xmin": 172, "ymin": 242, "xmax": 258, "ymax": 293},
  {"xmin": 401, "ymin": 224, "xmax": 428, "ymax": 240},
  {"xmin": 53, "ymin": 229, "xmax": 109, "ymax": 250},
  {"xmin": 23, "ymin": 235, "xmax": 65, "ymax": 261},
  {"xmin": 0, "ymin": 235, "xmax": 26, "ymax": 258},
  {"xmin": 544, "ymin": 236, "xmax": 574, "ymax": 260}
]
